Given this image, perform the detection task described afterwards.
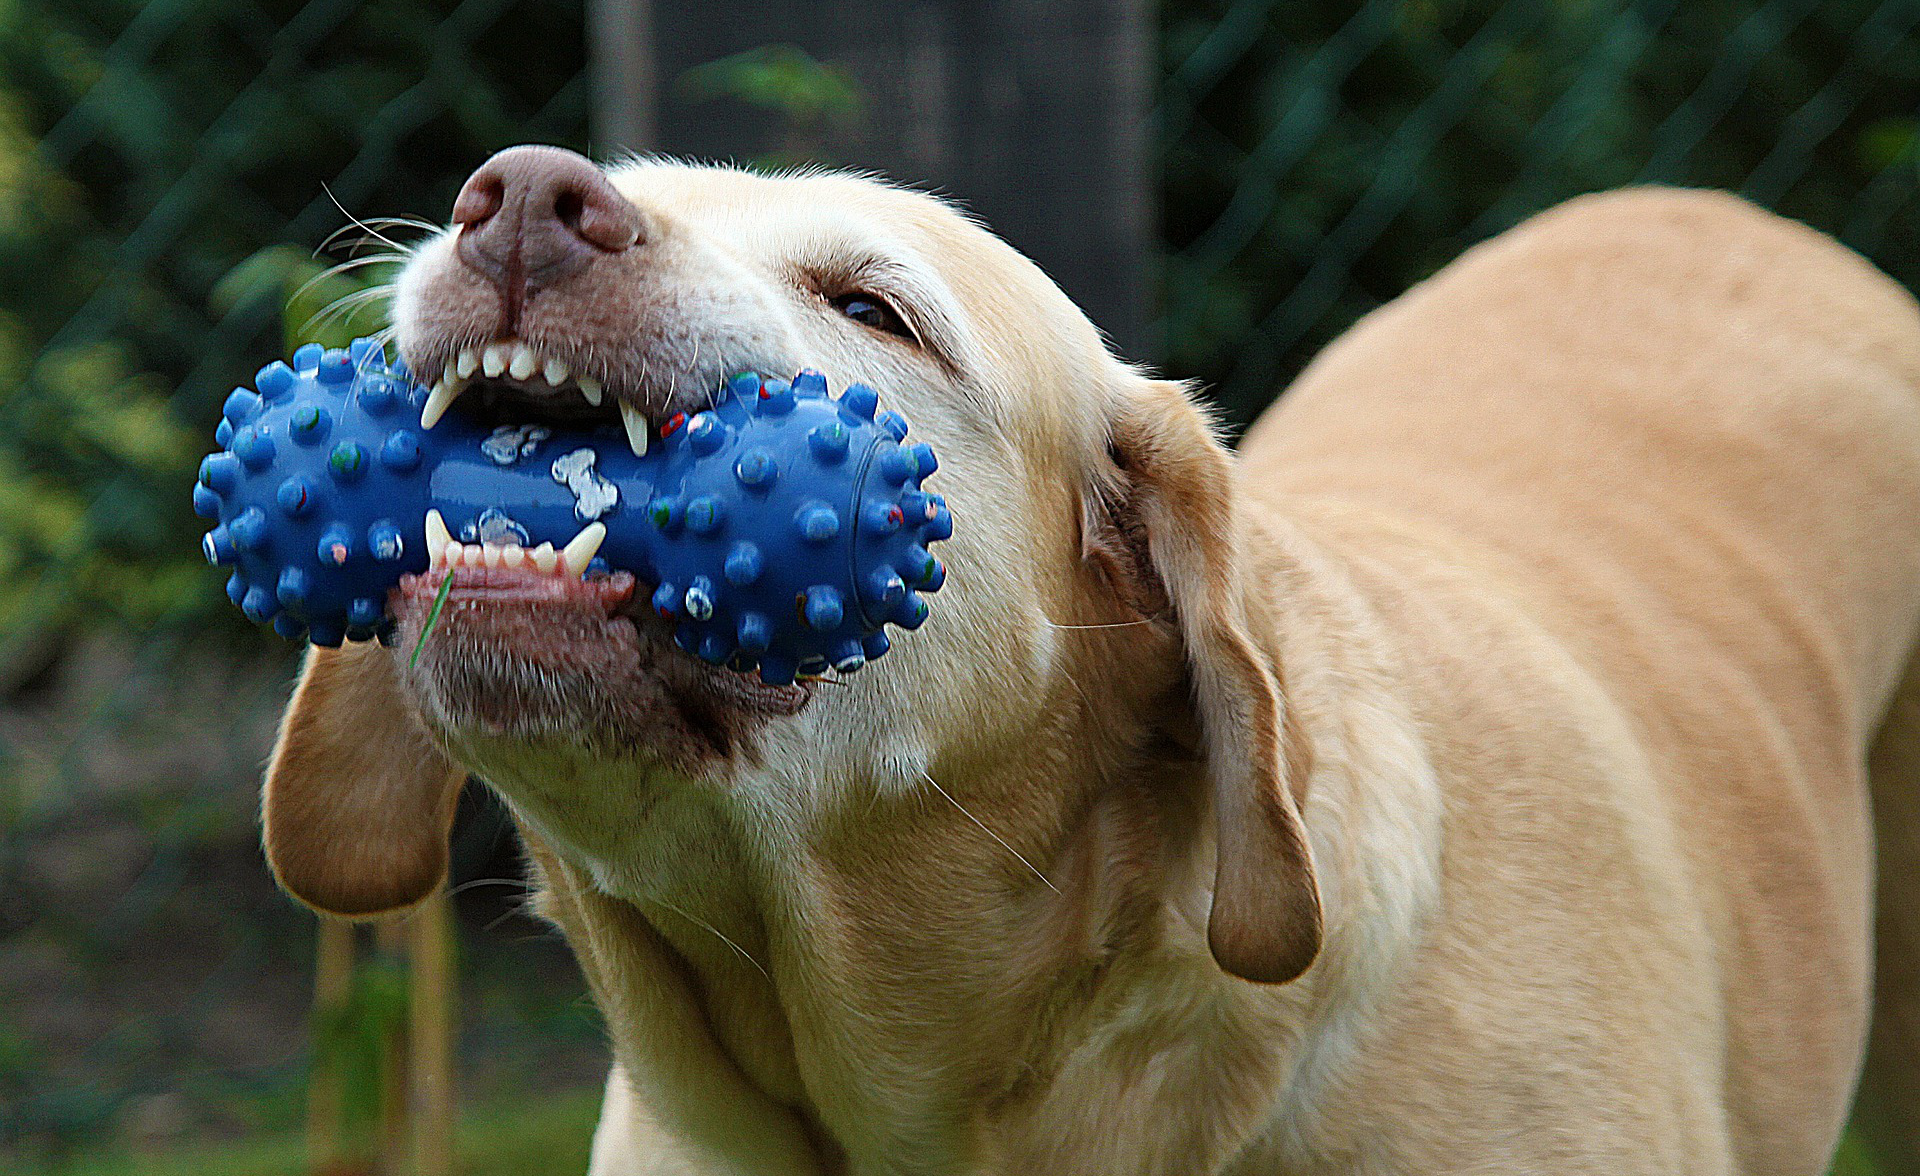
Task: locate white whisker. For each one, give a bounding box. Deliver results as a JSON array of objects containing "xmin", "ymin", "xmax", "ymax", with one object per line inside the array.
[
  {"xmin": 324, "ymin": 182, "xmax": 407, "ymax": 252},
  {"xmin": 649, "ymin": 895, "xmax": 772, "ymax": 980},
  {"xmin": 345, "ymin": 214, "xmax": 443, "ymax": 234},
  {"xmin": 353, "ymin": 326, "xmax": 400, "ymax": 376},
  {"xmin": 1042, "ymin": 617, "xmax": 1154, "ymax": 630},
  {"xmin": 315, "ymin": 226, "xmax": 405, "ymax": 257},
  {"xmin": 1058, "ymin": 665, "xmax": 1096, "ymax": 715},
  {"xmin": 305, "ymin": 284, "xmax": 393, "ymax": 335},
  {"xmin": 300, "ymin": 253, "xmax": 402, "ymax": 282},
  {"xmin": 290, "ymin": 254, "xmax": 403, "ymax": 313},
  {"xmin": 449, "ymin": 876, "xmax": 533, "ymax": 897},
  {"xmin": 919, "ymin": 769, "xmax": 1058, "ymax": 893}
]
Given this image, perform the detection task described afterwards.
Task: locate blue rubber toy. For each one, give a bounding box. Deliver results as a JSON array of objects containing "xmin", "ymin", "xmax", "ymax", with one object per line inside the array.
[{"xmin": 195, "ymin": 338, "xmax": 950, "ymax": 685}]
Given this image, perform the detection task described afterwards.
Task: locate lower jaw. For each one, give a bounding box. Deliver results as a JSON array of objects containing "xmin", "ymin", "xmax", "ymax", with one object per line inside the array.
[{"xmin": 388, "ymin": 575, "xmax": 809, "ymax": 760}]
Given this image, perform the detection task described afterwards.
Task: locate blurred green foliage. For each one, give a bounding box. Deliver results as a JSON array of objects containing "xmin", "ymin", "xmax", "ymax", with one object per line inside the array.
[
  {"xmin": 30, "ymin": 1086, "xmax": 601, "ymax": 1175},
  {"xmin": 311, "ymin": 952, "xmax": 412, "ymax": 1150},
  {"xmin": 0, "ymin": 0, "xmax": 588, "ymax": 679},
  {"xmin": 677, "ymin": 43, "xmax": 862, "ymax": 168},
  {"xmin": 678, "ymin": 44, "xmax": 861, "ymax": 127},
  {"xmin": 211, "ymin": 244, "xmax": 397, "ymax": 357}
]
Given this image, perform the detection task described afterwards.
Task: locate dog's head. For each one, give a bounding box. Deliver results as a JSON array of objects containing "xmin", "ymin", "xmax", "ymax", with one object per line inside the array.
[{"xmin": 264, "ymin": 147, "xmax": 1320, "ymax": 984}]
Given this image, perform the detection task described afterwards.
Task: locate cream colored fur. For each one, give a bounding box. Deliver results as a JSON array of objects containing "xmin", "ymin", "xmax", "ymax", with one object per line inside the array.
[{"xmin": 267, "ymin": 168, "xmax": 1920, "ymax": 1175}]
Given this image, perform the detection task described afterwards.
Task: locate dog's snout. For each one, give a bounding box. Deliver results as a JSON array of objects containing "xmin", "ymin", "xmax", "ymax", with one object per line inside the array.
[{"xmin": 451, "ymin": 145, "xmax": 643, "ymax": 308}]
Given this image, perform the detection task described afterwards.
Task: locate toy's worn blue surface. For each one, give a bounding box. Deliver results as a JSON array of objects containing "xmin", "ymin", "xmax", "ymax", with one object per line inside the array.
[{"xmin": 196, "ymin": 339, "xmax": 950, "ymax": 684}]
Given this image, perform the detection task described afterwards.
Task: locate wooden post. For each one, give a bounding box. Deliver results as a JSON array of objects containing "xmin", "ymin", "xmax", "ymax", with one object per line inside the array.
[
  {"xmin": 407, "ymin": 890, "xmax": 458, "ymax": 1176},
  {"xmin": 373, "ymin": 918, "xmax": 409, "ymax": 1175},
  {"xmin": 586, "ymin": 0, "xmax": 1155, "ymax": 357},
  {"xmin": 589, "ymin": 0, "xmax": 655, "ymax": 154},
  {"xmin": 304, "ymin": 899, "xmax": 458, "ymax": 1176},
  {"xmin": 307, "ymin": 918, "xmax": 356, "ymax": 1173}
]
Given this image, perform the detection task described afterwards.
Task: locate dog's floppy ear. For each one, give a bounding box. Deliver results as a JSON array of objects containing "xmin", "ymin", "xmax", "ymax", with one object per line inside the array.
[
  {"xmin": 263, "ymin": 640, "xmax": 465, "ymax": 917},
  {"xmin": 1088, "ymin": 377, "xmax": 1323, "ymax": 984}
]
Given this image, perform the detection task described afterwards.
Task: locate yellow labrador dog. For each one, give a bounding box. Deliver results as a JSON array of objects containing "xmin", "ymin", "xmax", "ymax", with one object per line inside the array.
[{"xmin": 262, "ymin": 147, "xmax": 1920, "ymax": 1175}]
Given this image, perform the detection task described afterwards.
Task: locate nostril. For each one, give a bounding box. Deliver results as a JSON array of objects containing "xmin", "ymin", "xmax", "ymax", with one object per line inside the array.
[
  {"xmin": 452, "ymin": 175, "xmax": 504, "ymax": 227},
  {"xmin": 565, "ymin": 185, "xmax": 642, "ymax": 252},
  {"xmin": 553, "ymin": 188, "xmax": 585, "ymax": 234}
]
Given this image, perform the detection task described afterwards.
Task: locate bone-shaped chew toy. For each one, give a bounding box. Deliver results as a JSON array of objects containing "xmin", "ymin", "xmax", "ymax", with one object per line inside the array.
[{"xmin": 194, "ymin": 339, "xmax": 949, "ymax": 685}]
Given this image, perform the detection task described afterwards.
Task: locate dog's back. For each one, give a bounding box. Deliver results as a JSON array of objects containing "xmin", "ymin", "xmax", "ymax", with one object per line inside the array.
[{"xmin": 1237, "ymin": 188, "xmax": 1920, "ymax": 1172}]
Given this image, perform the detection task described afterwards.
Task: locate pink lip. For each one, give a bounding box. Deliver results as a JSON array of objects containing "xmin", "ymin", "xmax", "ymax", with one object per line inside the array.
[{"xmin": 395, "ymin": 565, "xmax": 637, "ymax": 610}]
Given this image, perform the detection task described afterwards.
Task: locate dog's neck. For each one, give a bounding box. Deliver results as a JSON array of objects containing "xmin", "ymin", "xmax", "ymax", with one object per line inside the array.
[
  {"xmin": 503, "ymin": 511, "xmax": 1446, "ymax": 1174},
  {"xmin": 512, "ymin": 686, "xmax": 1211, "ymax": 1161}
]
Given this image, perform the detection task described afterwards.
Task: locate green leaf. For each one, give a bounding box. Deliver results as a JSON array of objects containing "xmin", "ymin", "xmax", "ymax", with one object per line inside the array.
[{"xmin": 677, "ymin": 44, "xmax": 862, "ymax": 126}]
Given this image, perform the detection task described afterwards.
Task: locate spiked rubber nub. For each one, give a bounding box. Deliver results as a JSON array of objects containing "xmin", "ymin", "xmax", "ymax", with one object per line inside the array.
[
  {"xmin": 195, "ymin": 341, "xmax": 433, "ymax": 646},
  {"xmin": 628, "ymin": 369, "xmax": 950, "ymax": 683}
]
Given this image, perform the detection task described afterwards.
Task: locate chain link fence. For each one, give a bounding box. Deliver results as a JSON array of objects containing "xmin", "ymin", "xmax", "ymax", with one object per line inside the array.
[
  {"xmin": 1161, "ymin": 0, "xmax": 1920, "ymax": 426},
  {"xmin": 4, "ymin": 0, "xmax": 1918, "ymax": 1167}
]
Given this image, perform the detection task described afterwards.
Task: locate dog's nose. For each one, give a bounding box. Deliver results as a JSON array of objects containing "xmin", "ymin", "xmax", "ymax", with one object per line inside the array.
[{"xmin": 450, "ymin": 146, "xmax": 642, "ymax": 304}]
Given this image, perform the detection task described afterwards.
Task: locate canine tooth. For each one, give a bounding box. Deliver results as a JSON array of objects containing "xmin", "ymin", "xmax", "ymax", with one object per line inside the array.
[
  {"xmin": 424, "ymin": 509, "xmax": 452, "ymax": 553},
  {"xmin": 530, "ymin": 542, "xmax": 557, "ymax": 574},
  {"xmin": 420, "ymin": 378, "xmax": 464, "ymax": 429},
  {"xmin": 578, "ymin": 374, "xmax": 603, "ymax": 405},
  {"xmin": 619, "ymin": 401, "xmax": 649, "ymax": 457},
  {"xmin": 455, "ymin": 349, "xmax": 479, "ymax": 379},
  {"xmin": 482, "ymin": 342, "xmax": 509, "ymax": 378},
  {"xmin": 543, "ymin": 356, "xmax": 569, "ymax": 386},
  {"xmin": 509, "ymin": 343, "xmax": 537, "ymax": 381},
  {"xmin": 561, "ymin": 522, "xmax": 607, "ymax": 573}
]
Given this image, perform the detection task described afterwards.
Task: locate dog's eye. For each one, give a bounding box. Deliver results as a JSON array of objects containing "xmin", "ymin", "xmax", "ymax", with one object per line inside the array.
[{"xmin": 830, "ymin": 292, "xmax": 914, "ymax": 341}]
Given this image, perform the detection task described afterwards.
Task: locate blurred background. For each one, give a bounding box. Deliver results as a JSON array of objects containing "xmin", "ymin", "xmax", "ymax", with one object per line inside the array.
[{"xmin": 3, "ymin": 0, "xmax": 1919, "ymax": 1172}]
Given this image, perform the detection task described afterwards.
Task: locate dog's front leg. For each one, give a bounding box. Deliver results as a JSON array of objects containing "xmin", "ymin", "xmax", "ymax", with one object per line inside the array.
[{"xmin": 588, "ymin": 1063, "xmax": 813, "ymax": 1176}]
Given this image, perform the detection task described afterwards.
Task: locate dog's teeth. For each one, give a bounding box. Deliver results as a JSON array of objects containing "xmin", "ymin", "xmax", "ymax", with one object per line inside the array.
[
  {"xmin": 482, "ymin": 542, "xmax": 504, "ymax": 568},
  {"xmin": 509, "ymin": 343, "xmax": 538, "ymax": 381},
  {"xmin": 420, "ymin": 378, "xmax": 464, "ymax": 429},
  {"xmin": 441, "ymin": 360, "xmax": 459, "ymax": 387},
  {"xmin": 530, "ymin": 542, "xmax": 557, "ymax": 574},
  {"xmin": 578, "ymin": 374, "xmax": 603, "ymax": 405},
  {"xmin": 619, "ymin": 401, "xmax": 649, "ymax": 457},
  {"xmin": 561, "ymin": 522, "xmax": 607, "ymax": 574},
  {"xmin": 424, "ymin": 509, "xmax": 452, "ymax": 555},
  {"xmin": 443, "ymin": 541, "xmax": 463, "ymax": 568},
  {"xmin": 503, "ymin": 543, "xmax": 525, "ymax": 567},
  {"xmin": 455, "ymin": 349, "xmax": 479, "ymax": 379},
  {"xmin": 482, "ymin": 342, "xmax": 509, "ymax": 378},
  {"xmin": 543, "ymin": 356, "xmax": 569, "ymax": 387},
  {"xmin": 463, "ymin": 543, "xmax": 484, "ymax": 566}
]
